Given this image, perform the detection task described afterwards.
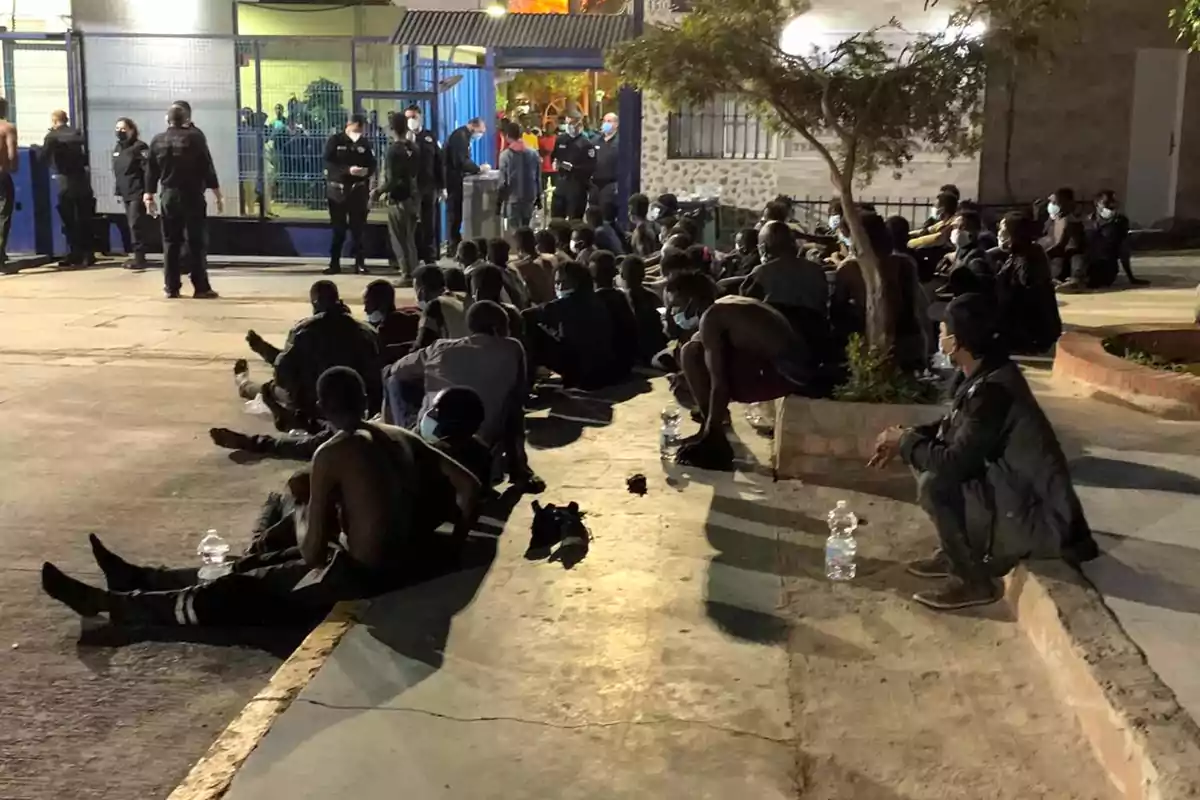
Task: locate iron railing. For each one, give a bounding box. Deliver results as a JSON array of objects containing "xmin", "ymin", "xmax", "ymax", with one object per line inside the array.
[{"xmin": 667, "ymin": 97, "xmax": 773, "ymax": 160}]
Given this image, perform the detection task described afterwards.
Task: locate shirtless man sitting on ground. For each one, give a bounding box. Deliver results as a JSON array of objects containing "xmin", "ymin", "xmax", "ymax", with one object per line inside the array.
[
  {"xmin": 666, "ymin": 271, "xmax": 813, "ymax": 471},
  {"xmin": 41, "ymin": 367, "xmax": 480, "ymax": 628}
]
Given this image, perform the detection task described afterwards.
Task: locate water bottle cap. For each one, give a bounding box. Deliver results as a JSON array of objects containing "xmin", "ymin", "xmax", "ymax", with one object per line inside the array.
[{"xmin": 836, "ymin": 500, "xmax": 846, "ymax": 509}]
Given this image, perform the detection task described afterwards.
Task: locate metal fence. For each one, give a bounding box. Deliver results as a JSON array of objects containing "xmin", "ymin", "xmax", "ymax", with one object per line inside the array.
[
  {"xmin": 787, "ymin": 196, "xmax": 1032, "ymax": 231},
  {"xmin": 76, "ymin": 34, "xmax": 491, "ymax": 220},
  {"xmin": 667, "ymin": 97, "xmax": 774, "ymax": 160},
  {"xmin": 0, "ymin": 32, "xmax": 73, "ymax": 148}
]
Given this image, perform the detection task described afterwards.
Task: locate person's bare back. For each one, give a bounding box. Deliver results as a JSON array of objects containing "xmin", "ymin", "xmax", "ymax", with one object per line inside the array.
[
  {"xmin": 0, "ymin": 118, "xmax": 18, "ymax": 175},
  {"xmin": 700, "ymin": 295, "xmax": 799, "ymax": 360}
]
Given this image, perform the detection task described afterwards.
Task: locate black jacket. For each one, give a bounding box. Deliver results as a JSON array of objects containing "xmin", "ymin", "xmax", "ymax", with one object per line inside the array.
[
  {"xmin": 992, "ymin": 245, "xmax": 1062, "ymax": 355},
  {"xmin": 323, "ymin": 132, "xmax": 376, "ymax": 197},
  {"xmin": 408, "ymin": 128, "xmax": 444, "ymax": 193},
  {"xmin": 900, "ymin": 357, "xmax": 1096, "ymax": 565},
  {"xmin": 593, "ymin": 132, "xmax": 619, "ymax": 186},
  {"xmin": 146, "ymin": 126, "xmax": 219, "ymax": 196},
  {"xmin": 444, "ymin": 126, "xmax": 481, "ymax": 186},
  {"xmin": 378, "ymin": 139, "xmax": 418, "ymax": 203},
  {"xmin": 42, "ymin": 125, "xmax": 91, "ymax": 192},
  {"xmin": 553, "ymin": 132, "xmax": 596, "ymax": 184},
  {"xmin": 111, "ymin": 138, "xmax": 149, "ymax": 200},
  {"xmin": 273, "ymin": 308, "xmax": 382, "ymax": 422},
  {"xmin": 595, "ymin": 287, "xmax": 640, "ymax": 372}
]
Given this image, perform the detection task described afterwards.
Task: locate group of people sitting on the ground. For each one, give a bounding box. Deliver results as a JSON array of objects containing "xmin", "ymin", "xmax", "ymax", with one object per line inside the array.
[{"xmin": 41, "ymin": 186, "xmax": 1103, "ymax": 624}]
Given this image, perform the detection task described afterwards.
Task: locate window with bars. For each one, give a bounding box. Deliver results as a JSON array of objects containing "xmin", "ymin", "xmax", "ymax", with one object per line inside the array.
[{"xmin": 667, "ymin": 97, "xmax": 774, "ymax": 160}]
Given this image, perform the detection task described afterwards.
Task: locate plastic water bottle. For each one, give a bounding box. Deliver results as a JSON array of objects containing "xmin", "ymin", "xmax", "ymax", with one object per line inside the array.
[
  {"xmin": 197, "ymin": 530, "xmax": 232, "ymax": 581},
  {"xmin": 931, "ymin": 349, "xmax": 953, "ymax": 371},
  {"xmin": 825, "ymin": 501, "xmax": 859, "ymax": 581},
  {"xmin": 660, "ymin": 407, "xmax": 682, "ymax": 459}
]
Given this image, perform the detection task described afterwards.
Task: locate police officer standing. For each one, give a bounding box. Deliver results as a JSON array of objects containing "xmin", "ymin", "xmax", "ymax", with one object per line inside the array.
[
  {"xmin": 443, "ymin": 117, "xmax": 486, "ymax": 254},
  {"xmin": 144, "ymin": 103, "xmax": 224, "ymax": 299},
  {"xmin": 42, "ymin": 110, "xmax": 96, "ymax": 267},
  {"xmin": 403, "ymin": 104, "xmax": 444, "ymax": 265},
  {"xmin": 551, "ymin": 110, "xmax": 596, "ymax": 221},
  {"xmin": 111, "ymin": 117, "xmax": 151, "ymax": 270},
  {"xmin": 322, "ymin": 113, "xmax": 376, "ymax": 275}
]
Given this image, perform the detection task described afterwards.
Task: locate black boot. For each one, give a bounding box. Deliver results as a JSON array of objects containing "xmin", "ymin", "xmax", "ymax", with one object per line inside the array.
[
  {"xmin": 210, "ymin": 426, "xmax": 255, "ymax": 452},
  {"xmin": 42, "ymin": 563, "xmax": 110, "ymax": 617},
  {"xmin": 354, "ymin": 262, "xmax": 370, "ymax": 275},
  {"xmin": 322, "ymin": 261, "xmax": 342, "ymax": 275},
  {"xmin": 89, "ymin": 534, "xmax": 147, "ymax": 592}
]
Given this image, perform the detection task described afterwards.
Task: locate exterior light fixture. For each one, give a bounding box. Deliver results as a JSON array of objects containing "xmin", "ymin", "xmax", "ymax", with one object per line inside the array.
[{"xmin": 484, "ymin": 1, "xmax": 508, "ymax": 17}]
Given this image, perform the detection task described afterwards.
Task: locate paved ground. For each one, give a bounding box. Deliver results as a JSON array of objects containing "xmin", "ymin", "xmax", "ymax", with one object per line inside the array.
[{"xmin": 0, "ymin": 257, "xmax": 1196, "ymax": 799}]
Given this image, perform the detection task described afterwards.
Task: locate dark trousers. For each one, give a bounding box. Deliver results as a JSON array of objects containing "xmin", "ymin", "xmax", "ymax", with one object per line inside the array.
[
  {"xmin": 554, "ymin": 177, "xmax": 588, "ymax": 220},
  {"xmin": 58, "ymin": 186, "xmax": 96, "ymax": 260},
  {"xmin": 446, "ymin": 182, "xmax": 465, "ymax": 249},
  {"xmin": 588, "ymin": 180, "xmax": 618, "ymax": 214},
  {"xmin": 160, "ymin": 189, "xmax": 211, "ymax": 295},
  {"xmin": 0, "ymin": 172, "xmax": 13, "ymax": 264},
  {"xmin": 235, "ymin": 428, "xmax": 332, "ymax": 461},
  {"xmin": 415, "ymin": 190, "xmax": 437, "ymax": 264},
  {"xmin": 387, "ymin": 198, "xmax": 420, "ymax": 278},
  {"xmin": 916, "ymin": 470, "xmax": 1013, "ymax": 586},
  {"xmin": 122, "ymin": 196, "xmax": 152, "ymax": 259},
  {"xmin": 328, "ymin": 187, "xmax": 369, "ymax": 268},
  {"xmin": 505, "ymin": 200, "xmax": 534, "ymax": 231}
]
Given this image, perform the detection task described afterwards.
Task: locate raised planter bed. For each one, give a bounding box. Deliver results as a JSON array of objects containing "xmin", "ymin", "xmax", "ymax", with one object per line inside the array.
[
  {"xmin": 772, "ymin": 395, "xmax": 944, "ymax": 480},
  {"xmin": 1053, "ymin": 326, "xmax": 1200, "ymax": 419}
]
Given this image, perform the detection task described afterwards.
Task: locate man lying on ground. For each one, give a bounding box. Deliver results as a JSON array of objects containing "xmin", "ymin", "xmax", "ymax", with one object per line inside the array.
[
  {"xmin": 868, "ymin": 293, "xmax": 1098, "ymax": 612},
  {"xmin": 667, "ymin": 271, "xmax": 814, "ymax": 471},
  {"xmin": 238, "ymin": 280, "xmax": 381, "ymax": 431},
  {"xmin": 42, "ymin": 367, "xmax": 481, "ymax": 628}
]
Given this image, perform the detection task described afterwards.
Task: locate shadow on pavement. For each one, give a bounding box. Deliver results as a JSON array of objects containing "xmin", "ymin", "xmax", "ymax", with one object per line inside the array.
[
  {"xmin": 526, "ymin": 377, "xmax": 653, "ymax": 450},
  {"xmin": 1086, "ymin": 532, "xmax": 1200, "ymax": 615},
  {"xmin": 1071, "ymin": 455, "xmax": 1200, "ymax": 496}
]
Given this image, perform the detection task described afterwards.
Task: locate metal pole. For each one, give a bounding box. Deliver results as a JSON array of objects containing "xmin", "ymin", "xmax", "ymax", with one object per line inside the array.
[
  {"xmin": 254, "ymin": 40, "xmax": 265, "ymax": 222},
  {"xmin": 349, "ymin": 38, "xmax": 358, "ymax": 111},
  {"xmin": 64, "ymin": 31, "xmax": 77, "ymax": 128}
]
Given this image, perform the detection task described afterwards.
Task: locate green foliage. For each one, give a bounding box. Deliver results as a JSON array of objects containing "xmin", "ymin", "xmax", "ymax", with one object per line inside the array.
[
  {"xmin": 1171, "ymin": 0, "xmax": 1200, "ymax": 50},
  {"xmin": 1102, "ymin": 339, "xmax": 1190, "ymax": 374},
  {"xmin": 608, "ymin": 0, "xmax": 1080, "ymax": 189},
  {"xmin": 834, "ymin": 335, "xmax": 940, "ymax": 405}
]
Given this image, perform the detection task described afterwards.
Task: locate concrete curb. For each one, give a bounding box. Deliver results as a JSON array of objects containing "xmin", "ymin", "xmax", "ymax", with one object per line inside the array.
[
  {"xmin": 164, "ymin": 601, "xmax": 364, "ymax": 800},
  {"xmin": 1005, "ymin": 562, "xmax": 1200, "ymax": 799}
]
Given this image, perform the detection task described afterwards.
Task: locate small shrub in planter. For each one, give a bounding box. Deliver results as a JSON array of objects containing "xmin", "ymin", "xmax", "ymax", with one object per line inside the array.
[{"xmin": 832, "ymin": 335, "xmax": 941, "ymax": 406}]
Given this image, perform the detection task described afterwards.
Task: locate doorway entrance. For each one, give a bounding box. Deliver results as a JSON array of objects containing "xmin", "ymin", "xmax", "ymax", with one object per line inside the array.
[{"xmin": 1125, "ymin": 48, "xmax": 1189, "ymax": 227}]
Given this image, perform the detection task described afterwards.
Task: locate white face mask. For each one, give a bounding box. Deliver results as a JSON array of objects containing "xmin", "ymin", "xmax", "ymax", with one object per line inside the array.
[
  {"xmin": 1097, "ymin": 206, "xmax": 1115, "ymax": 220},
  {"xmin": 347, "ymin": 130, "xmax": 362, "ymax": 142},
  {"xmin": 407, "ymin": 117, "xmax": 422, "ymax": 132},
  {"xmin": 828, "ymin": 214, "xmax": 842, "ymax": 230},
  {"xmin": 1047, "ymin": 202, "xmax": 1062, "ymax": 218},
  {"xmin": 367, "ymin": 310, "xmax": 385, "ymax": 324}
]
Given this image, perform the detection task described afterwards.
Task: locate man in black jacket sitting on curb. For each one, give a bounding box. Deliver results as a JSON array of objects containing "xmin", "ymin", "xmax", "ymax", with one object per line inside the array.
[{"xmin": 869, "ymin": 293, "xmax": 1098, "ymax": 611}]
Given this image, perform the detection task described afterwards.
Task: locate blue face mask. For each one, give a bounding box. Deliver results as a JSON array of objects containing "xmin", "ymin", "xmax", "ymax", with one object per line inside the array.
[
  {"xmin": 673, "ymin": 310, "xmax": 700, "ymax": 331},
  {"xmin": 556, "ymin": 288, "xmax": 574, "ymax": 300},
  {"xmin": 418, "ymin": 413, "xmax": 440, "ymax": 443},
  {"xmin": 828, "ymin": 214, "xmax": 842, "ymax": 230},
  {"xmin": 417, "ymin": 299, "xmax": 429, "ymax": 311},
  {"xmin": 1047, "ymin": 202, "xmax": 1062, "ymax": 218},
  {"xmin": 601, "ymin": 121, "xmax": 615, "ymax": 135},
  {"xmin": 470, "ymin": 129, "xmax": 483, "ymax": 141}
]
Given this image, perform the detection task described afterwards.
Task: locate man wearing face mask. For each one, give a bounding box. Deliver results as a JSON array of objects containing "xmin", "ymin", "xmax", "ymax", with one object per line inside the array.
[
  {"xmin": 322, "ymin": 114, "xmax": 376, "ymax": 276},
  {"xmin": 993, "ymin": 211, "xmax": 1061, "ymax": 355},
  {"xmin": 667, "ymin": 271, "xmax": 812, "ymax": 471},
  {"xmin": 111, "ymin": 117, "xmax": 151, "ymax": 270},
  {"xmin": 1088, "ymin": 189, "xmax": 1146, "ymax": 288},
  {"xmin": 569, "ymin": 223, "xmax": 597, "ymax": 265},
  {"xmin": 1039, "ymin": 187, "xmax": 1089, "ymax": 292},
  {"xmin": 551, "ymin": 110, "xmax": 596, "ymax": 220},
  {"xmin": 364, "ymin": 279, "xmax": 419, "ymax": 360},
  {"xmin": 403, "ymin": 104, "xmax": 444, "ymax": 264},
  {"xmin": 42, "ymin": 110, "xmax": 96, "ymax": 267},
  {"xmin": 589, "ymin": 113, "xmax": 619, "ymax": 212},
  {"xmin": 236, "ymin": 280, "xmax": 381, "ymax": 433},
  {"xmin": 444, "ymin": 117, "xmax": 486, "ymax": 253},
  {"xmin": 521, "ymin": 260, "xmax": 620, "ymax": 390},
  {"xmin": 388, "ymin": 301, "xmax": 540, "ymax": 490},
  {"xmin": 869, "ymin": 292, "xmax": 1096, "ymax": 611},
  {"xmin": 935, "ymin": 210, "xmax": 995, "ymax": 297}
]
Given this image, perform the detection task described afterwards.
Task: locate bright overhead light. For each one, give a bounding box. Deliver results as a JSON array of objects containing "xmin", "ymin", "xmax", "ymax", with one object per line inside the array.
[
  {"xmin": 484, "ymin": 1, "xmax": 507, "ymax": 17},
  {"xmin": 780, "ymin": 14, "xmax": 828, "ymax": 57}
]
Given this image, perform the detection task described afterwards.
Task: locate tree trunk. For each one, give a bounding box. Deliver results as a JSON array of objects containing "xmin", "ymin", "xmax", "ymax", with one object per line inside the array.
[
  {"xmin": 840, "ymin": 186, "xmax": 895, "ymax": 358},
  {"xmin": 1002, "ymin": 65, "xmax": 1019, "ymax": 203}
]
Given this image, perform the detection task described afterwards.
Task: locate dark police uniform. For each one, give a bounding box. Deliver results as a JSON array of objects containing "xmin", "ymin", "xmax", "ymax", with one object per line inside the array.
[
  {"xmin": 443, "ymin": 125, "xmax": 481, "ymax": 252},
  {"xmin": 323, "ymin": 131, "xmax": 377, "ymax": 274},
  {"xmin": 551, "ymin": 130, "xmax": 596, "ymax": 220},
  {"xmin": 111, "ymin": 134, "xmax": 151, "ymax": 268},
  {"xmin": 146, "ymin": 125, "xmax": 220, "ymax": 297},
  {"xmin": 589, "ymin": 132, "xmax": 619, "ymax": 213},
  {"xmin": 407, "ymin": 125, "xmax": 443, "ymax": 264},
  {"xmin": 42, "ymin": 124, "xmax": 96, "ymax": 265}
]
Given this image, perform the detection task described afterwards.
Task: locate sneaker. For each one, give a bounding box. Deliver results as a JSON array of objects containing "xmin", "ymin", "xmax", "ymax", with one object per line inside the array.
[
  {"xmin": 354, "ymin": 263, "xmax": 370, "ymax": 275},
  {"xmin": 164, "ymin": 290, "xmax": 181, "ymax": 299},
  {"xmin": 913, "ymin": 579, "xmax": 1002, "ymax": 611},
  {"xmin": 193, "ymin": 289, "xmax": 220, "ymax": 299},
  {"xmin": 906, "ymin": 549, "xmax": 953, "ymax": 579}
]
